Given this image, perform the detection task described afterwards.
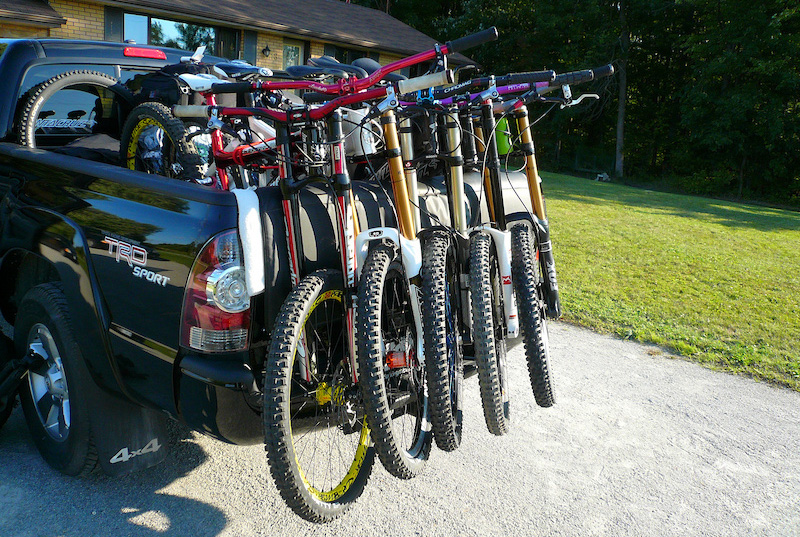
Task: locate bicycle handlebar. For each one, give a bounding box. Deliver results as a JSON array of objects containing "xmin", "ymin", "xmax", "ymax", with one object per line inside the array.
[
  {"xmin": 210, "ymin": 81, "xmax": 255, "ymax": 94},
  {"xmin": 507, "ymin": 70, "xmax": 557, "ymax": 85},
  {"xmin": 400, "ymin": 70, "xmax": 555, "ymax": 102},
  {"xmin": 592, "ymin": 64, "xmax": 615, "ymax": 79},
  {"xmin": 445, "ymin": 27, "xmax": 499, "ymax": 54},
  {"xmin": 302, "ymin": 92, "xmax": 330, "ymax": 104},
  {"xmin": 552, "ymin": 64, "xmax": 614, "ymax": 86},
  {"xmin": 396, "ymin": 70, "xmax": 454, "ymax": 94},
  {"xmin": 173, "ymin": 105, "xmax": 212, "ymax": 118}
]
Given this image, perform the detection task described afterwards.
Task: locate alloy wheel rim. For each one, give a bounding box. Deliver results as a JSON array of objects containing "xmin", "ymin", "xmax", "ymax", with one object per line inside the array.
[{"xmin": 27, "ymin": 323, "xmax": 71, "ymax": 442}]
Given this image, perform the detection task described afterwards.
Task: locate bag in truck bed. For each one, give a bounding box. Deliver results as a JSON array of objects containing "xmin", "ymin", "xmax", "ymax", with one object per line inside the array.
[{"xmin": 136, "ymin": 62, "xmax": 236, "ymax": 107}]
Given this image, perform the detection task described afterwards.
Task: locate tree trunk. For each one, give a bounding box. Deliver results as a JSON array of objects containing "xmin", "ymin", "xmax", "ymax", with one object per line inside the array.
[
  {"xmin": 615, "ymin": 0, "xmax": 629, "ymax": 179},
  {"xmin": 737, "ymin": 153, "xmax": 747, "ymax": 200}
]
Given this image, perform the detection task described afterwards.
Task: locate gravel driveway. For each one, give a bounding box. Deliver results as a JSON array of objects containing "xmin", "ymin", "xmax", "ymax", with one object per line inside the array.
[{"xmin": 1, "ymin": 321, "xmax": 797, "ymax": 536}]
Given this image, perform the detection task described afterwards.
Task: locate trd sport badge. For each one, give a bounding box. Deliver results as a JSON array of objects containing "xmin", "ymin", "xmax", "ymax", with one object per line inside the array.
[{"xmin": 103, "ymin": 236, "xmax": 170, "ymax": 287}]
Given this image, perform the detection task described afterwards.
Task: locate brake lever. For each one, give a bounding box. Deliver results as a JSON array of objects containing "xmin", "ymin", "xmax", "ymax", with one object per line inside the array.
[{"xmin": 561, "ymin": 93, "xmax": 600, "ymax": 109}]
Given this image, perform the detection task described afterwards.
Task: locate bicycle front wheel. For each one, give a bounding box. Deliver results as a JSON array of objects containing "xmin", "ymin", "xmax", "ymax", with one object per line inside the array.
[
  {"xmin": 119, "ymin": 102, "xmax": 205, "ymax": 182},
  {"xmin": 357, "ymin": 243, "xmax": 432, "ymax": 479},
  {"xmin": 264, "ymin": 270, "xmax": 374, "ymax": 523},
  {"xmin": 421, "ymin": 231, "xmax": 464, "ymax": 451},
  {"xmin": 469, "ymin": 231, "xmax": 510, "ymax": 435},
  {"xmin": 511, "ymin": 223, "xmax": 555, "ymax": 407}
]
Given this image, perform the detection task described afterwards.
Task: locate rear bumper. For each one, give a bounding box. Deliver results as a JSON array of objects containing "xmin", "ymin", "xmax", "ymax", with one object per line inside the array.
[{"xmin": 176, "ymin": 352, "xmax": 263, "ymax": 445}]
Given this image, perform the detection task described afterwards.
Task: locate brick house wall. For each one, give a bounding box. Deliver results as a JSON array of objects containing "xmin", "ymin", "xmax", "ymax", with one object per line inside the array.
[
  {"xmin": 0, "ymin": 23, "xmax": 50, "ymax": 39},
  {"xmin": 47, "ymin": 0, "xmax": 104, "ymax": 40}
]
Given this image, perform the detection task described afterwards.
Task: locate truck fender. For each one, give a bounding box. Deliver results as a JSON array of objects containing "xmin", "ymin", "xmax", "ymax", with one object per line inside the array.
[{"xmin": 12, "ymin": 208, "xmax": 169, "ymax": 474}]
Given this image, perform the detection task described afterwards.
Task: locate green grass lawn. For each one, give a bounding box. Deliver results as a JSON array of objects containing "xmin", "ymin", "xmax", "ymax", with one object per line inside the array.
[{"xmin": 541, "ymin": 171, "xmax": 800, "ymax": 390}]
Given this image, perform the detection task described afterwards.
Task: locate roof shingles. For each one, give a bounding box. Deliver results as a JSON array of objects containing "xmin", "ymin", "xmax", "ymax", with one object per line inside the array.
[
  {"xmin": 106, "ymin": 0, "xmax": 441, "ymax": 55},
  {"xmin": 0, "ymin": 0, "xmax": 66, "ymax": 26}
]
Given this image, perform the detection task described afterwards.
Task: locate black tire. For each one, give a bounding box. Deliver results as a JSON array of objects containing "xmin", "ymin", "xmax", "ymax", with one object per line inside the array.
[
  {"xmin": 357, "ymin": 243, "xmax": 431, "ymax": 479},
  {"xmin": 421, "ymin": 232, "xmax": 463, "ymax": 451},
  {"xmin": 119, "ymin": 102, "xmax": 205, "ymax": 182},
  {"xmin": 0, "ymin": 396, "xmax": 13, "ymax": 432},
  {"xmin": 511, "ymin": 224, "xmax": 555, "ymax": 407},
  {"xmin": 469, "ymin": 232, "xmax": 510, "ymax": 435},
  {"xmin": 18, "ymin": 70, "xmax": 134, "ymax": 148},
  {"xmin": 264, "ymin": 270, "xmax": 374, "ymax": 523},
  {"xmin": 15, "ymin": 283, "xmax": 97, "ymax": 476}
]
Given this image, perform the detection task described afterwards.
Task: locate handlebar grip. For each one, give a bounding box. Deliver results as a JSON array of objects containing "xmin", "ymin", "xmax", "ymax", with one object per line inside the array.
[
  {"xmin": 507, "ymin": 70, "xmax": 557, "ymax": 85},
  {"xmin": 552, "ymin": 69, "xmax": 594, "ymax": 86},
  {"xmin": 396, "ymin": 70, "xmax": 454, "ymax": 95},
  {"xmin": 445, "ymin": 27, "xmax": 499, "ymax": 54},
  {"xmin": 173, "ymin": 105, "xmax": 211, "ymax": 118},
  {"xmin": 302, "ymin": 92, "xmax": 331, "ymax": 104},
  {"xmin": 210, "ymin": 81, "xmax": 254, "ymax": 94},
  {"xmin": 592, "ymin": 64, "xmax": 615, "ymax": 79}
]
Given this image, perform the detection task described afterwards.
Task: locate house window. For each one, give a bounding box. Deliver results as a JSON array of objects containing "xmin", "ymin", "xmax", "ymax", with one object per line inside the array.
[
  {"xmin": 105, "ymin": 8, "xmax": 240, "ymax": 59},
  {"xmin": 123, "ymin": 13, "xmax": 148, "ymax": 45},
  {"xmin": 283, "ymin": 39, "xmax": 305, "ymax": 70},
  {"xmin": 149, "ymin": 18, "xmax": 215, "ymax": 51},
  {"xmin": 323, "ymin": 44, "xmax": 378, "ymax": 64}
]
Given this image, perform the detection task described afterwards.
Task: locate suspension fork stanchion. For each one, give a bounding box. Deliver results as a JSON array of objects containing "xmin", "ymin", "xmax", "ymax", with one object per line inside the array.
[
  {"xmin": 479, "ymin": 99, "xmax": 507, "ymax": 231},
  {"xmin": 205, "ymin": 94, "xmax": 231, "ymax": 190},
  {"xmin": 459, "ymin": 107, "xmax": 478, "ymax": 168},
  {"xmin": 328, "ymin": 111, "xmax": 360, "ymax": 382},
  {"xmin": 473, "ymin": 118, "xmax": 497, "ymax": 224},
  {"xmin": 445, "ymin": 109, "xmax": 468, "ymax": 234},
  {"xmin": 277, "ymin": 122, "xmax": 312, "ymax": 381},
  {"xmin": 512, "ymin": 105, "xmax": 561, "ymax": 318},
  {"xmin": 382, "ymin": 111, "xmax": 416, "ymax": 240},
  {"xmin": 398, "ymin": 116, "xmax": 420, "ymax": 233},
  {"xmin": 513, "ymin": 105, "xmax": 546, "ymax": 220}
]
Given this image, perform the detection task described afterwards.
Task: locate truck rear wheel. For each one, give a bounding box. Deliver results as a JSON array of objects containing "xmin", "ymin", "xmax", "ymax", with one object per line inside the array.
[
  {"xmin": 0, "ymin": 397, "xmax": 12, "ymax": 431},
  {"xmin": 16, "ymin": 283, "xmax": 97, "ymax": 476}
]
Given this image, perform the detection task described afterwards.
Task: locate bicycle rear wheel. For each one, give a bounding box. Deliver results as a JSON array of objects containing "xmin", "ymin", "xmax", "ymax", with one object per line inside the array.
[
  {"xmin": 264, "ymin": 270, "xmax": 374, "ymax": 523},
  {"xmin": 357, "ymin": 243, "xmax": 431, "ymax": 479},
  {"xmin": 469, "ymin": 231, "xmax": 510, "ymax": 435},
  {"xmin": 18, "ymin": 70, "xmax": 134, "ymax": 149},
  {"xmin": 511, "ymin": 223, "xmax": 555, "ymax": 407}
]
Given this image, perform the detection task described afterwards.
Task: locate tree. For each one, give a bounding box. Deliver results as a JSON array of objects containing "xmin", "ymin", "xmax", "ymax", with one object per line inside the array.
[{"xmin": 175, "ymin": 24, "xmax": 214, "ymax": 52}]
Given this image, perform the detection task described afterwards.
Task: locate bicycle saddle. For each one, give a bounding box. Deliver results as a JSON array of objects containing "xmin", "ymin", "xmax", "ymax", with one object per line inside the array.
[
  {"xmin": 285, "ymin": 64, "xmax": 348, "ymax": 80},
  {"xmin": 351, "ymin": 57, "xmax": 408, "ymax": 82},
  {"xmin": 308, "ymin": 56, "xmax": 369, "ymax": 79},
  {"xmin": 214, "ymin": 61, "xmax": 272, "ymax": 80}
]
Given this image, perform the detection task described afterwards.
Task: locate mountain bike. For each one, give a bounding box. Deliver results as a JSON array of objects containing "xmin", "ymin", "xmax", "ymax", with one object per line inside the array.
[{"xmin": 171, "ymin": 29, "xmax": 492, "ymax": 519}]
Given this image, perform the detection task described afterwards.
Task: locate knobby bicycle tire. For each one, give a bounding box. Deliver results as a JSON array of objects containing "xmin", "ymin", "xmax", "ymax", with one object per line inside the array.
[
  {"xmin": 119, "ymin": 102, "xmax": 204, "ymax": 182},
  {"xmin": 18, "ymin": 70, "xmax": 134, "ymax": 148},
  {"xmin": 357, "ymin": 243, "xmax": 431, "ymax": 479},
  {"xmin": 263, "ymin": 270, "xmax": 374, "ymax": 523},
  {"xmin": 511, "ymin": 224, "xmax": 555, "ymax": 407},
  {"xmin": 469, "ymin": 232, "xmax": 510, "ymax": 435},
  {"xmin": 421, "ymin": 231, "xmax": 464, "ymax": 451}
]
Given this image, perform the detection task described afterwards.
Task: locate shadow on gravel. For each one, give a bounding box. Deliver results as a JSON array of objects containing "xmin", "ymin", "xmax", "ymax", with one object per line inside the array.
[{"xmin": 0, "ymin": 411, "xmax": 228, "ymax": 537}]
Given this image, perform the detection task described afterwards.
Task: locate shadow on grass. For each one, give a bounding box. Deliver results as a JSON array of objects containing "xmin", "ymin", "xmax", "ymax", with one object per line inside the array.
[
  {"xmin": 0, "ymin": 412, "xmax": 228, "ymax": 537},
  {"xmin": 542, "ymin": 173, "xmax": 800, "ymax": 232}
]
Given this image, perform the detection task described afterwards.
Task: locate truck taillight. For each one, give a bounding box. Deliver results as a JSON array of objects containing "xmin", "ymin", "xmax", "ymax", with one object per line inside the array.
[{"xmin": 181, "ymin": 230, "xmax": 250, "ymax": 352}]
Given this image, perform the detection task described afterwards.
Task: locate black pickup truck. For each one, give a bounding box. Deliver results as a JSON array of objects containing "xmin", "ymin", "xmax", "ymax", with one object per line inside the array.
[{"xmin": 0, "ymin": 38, "xmax": 532, "ymax": 477}]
